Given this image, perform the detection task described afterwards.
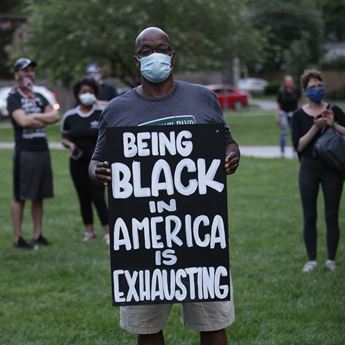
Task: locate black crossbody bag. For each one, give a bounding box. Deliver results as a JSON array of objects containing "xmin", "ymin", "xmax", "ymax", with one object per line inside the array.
[{"xmin": 314, "ymin": 104, "xmax": 345, "ymax": 174}]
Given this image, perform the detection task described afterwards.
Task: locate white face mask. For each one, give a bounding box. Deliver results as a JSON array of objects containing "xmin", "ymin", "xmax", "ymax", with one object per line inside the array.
[
  {"xmin": 140, "ymin": 53, "xmax": 172, "ymax": 83},
  {"xmin": 79, "ymin": 92, "xmax": 96, "ymax": 106}
]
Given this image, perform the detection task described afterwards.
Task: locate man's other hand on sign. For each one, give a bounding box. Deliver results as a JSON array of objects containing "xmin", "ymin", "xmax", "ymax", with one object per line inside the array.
[{"xmin": 89, "ymin": 160, "xmax": 112, "ymax": 186}]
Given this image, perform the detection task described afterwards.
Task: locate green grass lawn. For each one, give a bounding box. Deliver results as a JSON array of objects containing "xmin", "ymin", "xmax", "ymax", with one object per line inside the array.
[
  {"xmin": 0, "ymin": 120, "xmax": 62, "ymax": 143},
  {"xmin": 1, "ymin": 149, "xmax": 344, "ymax": 345},
  {"xmin": 224, "ymin": 110, "xmax": 279, "ymax": 146},
  {"xmin": 1, "ymin": 108, "xmax": 279, "ymax": 146}
]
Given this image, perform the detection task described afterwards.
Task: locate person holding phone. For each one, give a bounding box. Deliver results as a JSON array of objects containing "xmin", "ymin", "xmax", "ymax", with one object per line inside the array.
[
  {"xmin": 61, "ymin": 77, "xmax": 109, "ymax": 244},
  {"xmin": 291, "ymin": 69, "xmax": 345, "ymax": 272}
]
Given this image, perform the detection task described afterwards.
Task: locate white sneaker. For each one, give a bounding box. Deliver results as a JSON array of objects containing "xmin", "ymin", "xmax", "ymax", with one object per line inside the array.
[
  {"xmin": 83, "ymin": 231, "xmax": 97, "ymax": 241},
  {"xmin": 103, "ymin": 234, "xmax": 110, "ymax": 245},
  {"xmin": 325, "ymin": 260, "xmax": 336, "ymax": 272},
  {"xmin": 302, "ymin": 260, "xmax": 317, "ymax": 272}
]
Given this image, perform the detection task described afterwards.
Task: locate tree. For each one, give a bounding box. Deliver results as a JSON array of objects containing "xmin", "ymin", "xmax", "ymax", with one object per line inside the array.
[
  {"xmin": 8, "ymin": 0, "xmax": 262, "ymax": 86},
  {"xmin": 284, "ymin": 32, "xmax": 311, "ymax": 80},
  {"xmin": 0, "ymin": 0, "xmax": 24, "ymax": 78},
  {"xmin": 319, "ymin": 0, "xmax": 345, "ymax": 42},
  {"xmin": 247, "ymin": 0, "xmax": 323, "ymax": 74}
]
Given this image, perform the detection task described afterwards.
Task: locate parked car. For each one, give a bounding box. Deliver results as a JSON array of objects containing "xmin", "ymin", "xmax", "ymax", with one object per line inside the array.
[
  {"xmin": 0, "ymin": 85, "xmax": 60, "ymax": 118},
  {"xmin": 238, "ymin": 78, "xmax": 268, "ymax": 95},
  {"xmin": 206, "ymin": 84, "xmax": 249, "ymax": 111}
]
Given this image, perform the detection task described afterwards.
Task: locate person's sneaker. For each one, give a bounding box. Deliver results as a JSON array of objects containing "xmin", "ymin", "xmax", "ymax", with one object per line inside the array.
[
  {"xmin": 83, "ymin": 231, "xmax": 97, "ymax": 241},
  {"xmin": 32, "ymin": 234, "xmax": 49, "ymax": 246},
  {"xmin": 325, "ymin": 260, "xmax": 336, "ymax": 272},
  {"xmin": 14, "ymin": 237, "xmax": 33, "ymax": 250},
  {"xmin": 302, "ymin": 260, "xmax": 317, "ymax": 272},
  {"xmin": 103, "ymin": 234, "xmax": 110, "ymax": 245}
]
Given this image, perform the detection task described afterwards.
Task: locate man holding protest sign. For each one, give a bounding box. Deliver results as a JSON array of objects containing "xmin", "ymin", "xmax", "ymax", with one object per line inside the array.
[{"xmin": 89, "ymin": 27, "xmax": 240, "ymax": 345}]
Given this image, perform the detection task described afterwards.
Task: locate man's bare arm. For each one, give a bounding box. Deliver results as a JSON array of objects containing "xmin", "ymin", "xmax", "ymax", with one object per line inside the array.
[
  {"xmin": 11, "ymin": 109, "xmax": 45, "ymax": 128},
  {"xmin": 32, "ymin": 105, "xmax": 60, "ymax": 124},
  {"xmin": 12, "ymin": 104, "xmax": 59, "ymax": 128}
]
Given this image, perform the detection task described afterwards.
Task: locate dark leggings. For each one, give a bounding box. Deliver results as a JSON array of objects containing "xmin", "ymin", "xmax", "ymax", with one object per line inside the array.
[
  {"xmin": 299, "ymin": 158, "xmax": 343, "ymax": 260},
  {"xmin": 70, "ymin": 158, "xmax": 108, "ymax": 226}
]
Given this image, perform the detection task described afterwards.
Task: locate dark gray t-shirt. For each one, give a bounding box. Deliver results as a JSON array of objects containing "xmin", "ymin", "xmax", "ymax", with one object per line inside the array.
[{"xmin": 92, "ymin": 80, "xmax": 232, "ymax": 161}]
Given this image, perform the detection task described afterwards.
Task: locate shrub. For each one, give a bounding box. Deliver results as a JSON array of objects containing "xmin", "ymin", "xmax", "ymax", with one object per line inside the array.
[
  {"xmin": 321, "ymin": 56, "xmax": 345, "ymax": 70},
  {"xmin": 265, "ymin": 82, "xmax": 281, "ymax": 95}
]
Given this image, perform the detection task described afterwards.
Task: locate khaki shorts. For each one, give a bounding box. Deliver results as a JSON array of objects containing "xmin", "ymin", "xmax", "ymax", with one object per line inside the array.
[{"xmin": 120, "ymin": 277, "xmax": 235, "ymax": 334}]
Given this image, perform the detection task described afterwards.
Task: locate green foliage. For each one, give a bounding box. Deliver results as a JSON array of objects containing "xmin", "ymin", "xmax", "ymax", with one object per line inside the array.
[
  {"xmin": 319, "ymin": 0, "xmax": 345, "ymax": 42},
  {"xmin": 8, "ymin": 0, "xmax": 261, "ymax": 86},
  {"xmin": 284, "ymin": 32, "xmax": 313, "ymax": 81},
  {"xmin": 247, "ymin": 0, "xmax": 323, "ymax": 73},
  {"xmin": 264, "ymin": 82, "xmax": 281, "ymax": 95},
  {"xmin": 0, "ymin": 0, "xmax": 24, "ymax": 78}
]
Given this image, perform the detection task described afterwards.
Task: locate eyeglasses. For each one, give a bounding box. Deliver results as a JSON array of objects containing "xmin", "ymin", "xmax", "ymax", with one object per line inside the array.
[{"xmin": 137, "ymin": 45, "xmax": 172, "ymax": 58}]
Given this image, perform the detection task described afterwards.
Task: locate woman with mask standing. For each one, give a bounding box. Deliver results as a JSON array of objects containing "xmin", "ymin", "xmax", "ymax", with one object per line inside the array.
[
  {"xmin": 291, "ymin": 69, "xmax": 345, "ymax": 272},
  {"xmin": 61, "ymin": 77, "xmax": 109, "ymax": 244}
]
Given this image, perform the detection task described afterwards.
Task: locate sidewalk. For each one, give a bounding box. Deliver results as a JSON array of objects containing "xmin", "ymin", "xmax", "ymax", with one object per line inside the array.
[
  {"xmin": 0, "ymin": 142, "xmax": 65, "ymax": 150},
  {"xmin": 240, "ymin": 145, "xmax": 295, "ymax": 159},
  {"xmin": 249, "ymin": 99, "xmax": 276, "ymax": 111},
  {"xmin": 0, "ymin": 142, "xmax": 295, "ymax": 159}
]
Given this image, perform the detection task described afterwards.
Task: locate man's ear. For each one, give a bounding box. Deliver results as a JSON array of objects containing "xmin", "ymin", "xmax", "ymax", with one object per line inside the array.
[{"xmin": 134, "ymin": 55, "xmax": 140, "ymax": 69}]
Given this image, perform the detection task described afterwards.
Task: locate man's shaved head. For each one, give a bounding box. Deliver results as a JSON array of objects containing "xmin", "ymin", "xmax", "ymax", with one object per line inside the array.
[{"xmin": 135, "ymin": 27, "xmax": 170, "ymax": 52}]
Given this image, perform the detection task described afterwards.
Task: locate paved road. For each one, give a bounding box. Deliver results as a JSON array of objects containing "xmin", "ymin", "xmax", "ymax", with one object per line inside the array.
[{"xmin": 0, "ymin": 142, "xmax": 295, "ymax": 159}]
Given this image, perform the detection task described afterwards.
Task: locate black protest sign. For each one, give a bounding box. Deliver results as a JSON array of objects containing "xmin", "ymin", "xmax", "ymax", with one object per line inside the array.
[{"xmin": 106, "ymin": 124, "xmax": 231, "ymax": 306}]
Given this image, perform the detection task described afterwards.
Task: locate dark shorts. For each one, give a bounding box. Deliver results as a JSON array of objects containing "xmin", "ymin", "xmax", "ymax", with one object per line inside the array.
[{"xmin": 13, "ymin": 150, "xmax": 54, "ymax": 201}]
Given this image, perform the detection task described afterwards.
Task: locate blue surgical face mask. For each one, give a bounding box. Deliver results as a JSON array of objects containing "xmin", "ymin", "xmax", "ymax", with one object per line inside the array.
[
  {"xmin": 305, "ymin": 86, "xmax": 325, "ymax": 103},
  {"xmin": 140, "ymin": 53, "xmax": 172, "ymax": 84}
]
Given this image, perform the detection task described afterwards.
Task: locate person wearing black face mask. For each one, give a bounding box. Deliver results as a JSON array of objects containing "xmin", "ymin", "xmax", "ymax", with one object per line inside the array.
[
  {"xmin": 61, "ymin": 77, "xmax": 109, "ymax": 244},
  {"xmin": 291, "ymin": 69, "xmax": 345, "ymax": 272}
]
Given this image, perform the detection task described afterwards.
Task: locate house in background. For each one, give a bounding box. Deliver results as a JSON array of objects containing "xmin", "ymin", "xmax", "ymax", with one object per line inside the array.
[
  {"xmin": 323, "ymin": 42, "xmax": 345, "ymax": 62},
  {"xmin": 322, "ymin": 42, "xmax": 345, "ymax": 98}
]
